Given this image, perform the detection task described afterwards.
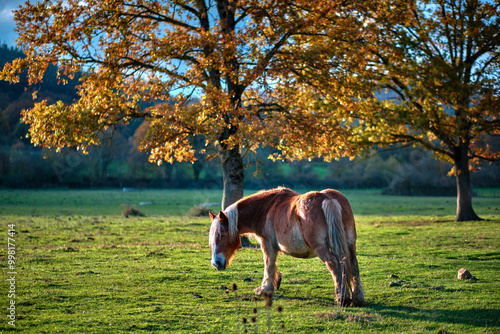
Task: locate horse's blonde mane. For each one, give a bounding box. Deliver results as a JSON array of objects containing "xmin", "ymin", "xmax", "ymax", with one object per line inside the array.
[
  {"xmin": 208, "ymin": 221, "xmax": 217, "ymax": 248},
  {"xmin": 209, "ymin": 202, "xmax": 239, "ymax": 248},
  {"xmin": 225, "ymin": 202, "xmax": 239, "ymax": 242}
]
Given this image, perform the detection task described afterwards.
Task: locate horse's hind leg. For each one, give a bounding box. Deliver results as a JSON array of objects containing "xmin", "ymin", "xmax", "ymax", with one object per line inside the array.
[
  {"xmin": 274, "ymin": 270, "xmax": 282, "ymax": 290},
  {"xmin": 349, "ymin": 246, "xmax": 365, "ymax": 306},
  {"xmin": 317, "ymin": 248, "xmax": 351, "ymax": 306},
  {"xmin": 326, "ymin": 260, "xmax": 352, "ymax": 307}
]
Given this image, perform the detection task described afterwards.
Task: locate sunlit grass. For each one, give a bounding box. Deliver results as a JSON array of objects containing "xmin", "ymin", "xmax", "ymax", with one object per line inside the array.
[{"xmin": 0, "ymin": 189, "xmax": 499, "ymax": 333}]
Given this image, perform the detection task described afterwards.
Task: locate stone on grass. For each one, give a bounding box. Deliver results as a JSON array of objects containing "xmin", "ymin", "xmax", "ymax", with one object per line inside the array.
[
  {"xmin": 389, "ymin": 281, "xmax": 403, "ymax": 287},
  {"xmin": 458, "ymin": 268, "xmax": 472, "ymax": 280},
  {"xmin": 458, "ymin": 268, "xmax": 478, "ymax": 281}
]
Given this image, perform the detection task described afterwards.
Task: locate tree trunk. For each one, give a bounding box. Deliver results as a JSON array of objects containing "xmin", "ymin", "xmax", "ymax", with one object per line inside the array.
[
  {"xmin": 220, "ymin": 145, "xmax": 244, "ymax": 210},
  {"xmin": 454, "ymin": 146, "xmax": 482, "ymax": 221},
  {"xmin": 192, "ymin": 160, "xmax": 203, "ymax": 181},
  {"xmin": 219, "ymin": 144, "xmax": 255, "ymax": 247}
]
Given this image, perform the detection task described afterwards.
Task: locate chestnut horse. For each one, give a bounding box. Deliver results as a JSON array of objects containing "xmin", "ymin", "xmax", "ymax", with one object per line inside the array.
[{"xmin": 209, "ymin": 187, "xmax": 364, "ymax": 307}]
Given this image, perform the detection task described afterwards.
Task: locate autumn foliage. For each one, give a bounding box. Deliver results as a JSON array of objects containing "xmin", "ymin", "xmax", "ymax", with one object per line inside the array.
[
  {"xmin": 1, "ymin": 1, "xmax": 342, "ymax": 157},
  {"xmin": 1, "ymin": 0, "xmax": 499, "ymax": 220},
  {"xmin": 1, "ymin": 0, "xmax": 358, "ymax": 208},
  {"xmin": 273, "ymin": 0, "xmax": 500, "ymax": 221}
]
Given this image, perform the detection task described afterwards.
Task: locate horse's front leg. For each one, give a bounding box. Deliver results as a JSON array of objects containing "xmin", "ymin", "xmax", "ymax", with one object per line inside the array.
[{"xmin": 254, "ymin": 242, "xmax": 280, "ymax": 296}]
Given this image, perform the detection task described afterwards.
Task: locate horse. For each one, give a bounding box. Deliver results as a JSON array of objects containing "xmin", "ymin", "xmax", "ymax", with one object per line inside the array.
[{"xmin": 209, "ymin": 187, "xmax": 365, "ymax": 307}]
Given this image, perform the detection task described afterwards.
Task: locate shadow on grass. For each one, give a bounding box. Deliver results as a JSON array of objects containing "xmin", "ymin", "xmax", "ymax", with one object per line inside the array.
[
  {"xmin": 274, "ymin": 294, "xmax": 337, "ymax": 307},
  {"xmin": 364, "ymin": 302, "xmax": 500, "ymax": 329}
]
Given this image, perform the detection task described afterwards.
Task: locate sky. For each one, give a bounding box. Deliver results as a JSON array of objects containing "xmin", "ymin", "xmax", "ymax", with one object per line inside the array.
[{"xmin": 0, "ymin": 0, "xmax": 23, "ymax": 46}]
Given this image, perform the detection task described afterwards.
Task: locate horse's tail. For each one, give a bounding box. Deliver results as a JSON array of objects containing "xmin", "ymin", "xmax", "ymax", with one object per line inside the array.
[{"xmin": 322, "ymin": 199, "xmax": 353, "ymax": 290}]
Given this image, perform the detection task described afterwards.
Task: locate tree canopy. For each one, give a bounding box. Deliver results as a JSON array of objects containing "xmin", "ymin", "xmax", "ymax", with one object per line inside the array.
[
  {"xmin": 1, "ymin": 0, "xmax": 498, "ymax": 220},
  {"xmin": 1, "ymin": 0, "xmax": 356, "ymax": 208},
  {"xmin": 281, "ymin": 0, "xmax": 500, "ymax": 221}
]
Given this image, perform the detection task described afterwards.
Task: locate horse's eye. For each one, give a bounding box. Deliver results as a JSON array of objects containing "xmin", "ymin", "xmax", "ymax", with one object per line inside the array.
[{"xmin": 220, "ymin": 233, "xmax": 226, "ymax": 239}]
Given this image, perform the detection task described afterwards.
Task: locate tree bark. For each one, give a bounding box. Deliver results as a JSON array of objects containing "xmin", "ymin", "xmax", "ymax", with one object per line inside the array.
[
  {"xmin": 454, "ymin": 145, "xmax": 482, "ymax": 222},
  {"xmin": 220, "ymin": 145, "xmax": 244, "ymax": 210},
  {"xmin": 192, "ymin": 160, "xmax": 203, "ymax": 181},
  {"xmin": 219, "ymin": 144, "xmax": 255, "ymax": 247}
]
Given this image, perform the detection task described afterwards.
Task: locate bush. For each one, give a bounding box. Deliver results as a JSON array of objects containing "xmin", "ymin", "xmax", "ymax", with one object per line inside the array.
[
  {"xmin": 121, "ymin": 204, "xmax": 145, "ymax": 218},
  {"xmin": 188, "ymin": 205, "xmax": 213, "ymax": 217}
]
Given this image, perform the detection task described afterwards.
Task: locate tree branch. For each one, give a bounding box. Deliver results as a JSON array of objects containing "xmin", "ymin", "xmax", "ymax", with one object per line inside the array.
[{"xmin": 121, "ymin": 2, "xmax": 199, "ymax": 30}]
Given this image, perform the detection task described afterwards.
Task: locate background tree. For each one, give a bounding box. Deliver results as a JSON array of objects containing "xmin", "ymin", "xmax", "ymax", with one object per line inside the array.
[
  {"xmin": 0, "ymin": 0, "xmax": 346, "ymax": 209},
  {"xmin": 279, "ymin": 0, "xmax": 500, "ymax": 221}
]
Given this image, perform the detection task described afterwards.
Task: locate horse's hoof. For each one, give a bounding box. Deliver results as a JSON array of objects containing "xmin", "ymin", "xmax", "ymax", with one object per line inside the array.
[
  {"xmin": 336, "ymin": 296, "xmax": 352, "ymax": 307},
  {"xmin": 337, "ymin": 297, "xmax": 352, "ymax": 307},
  {"xmin": 254, "ymin": 286, "xmax": 273, "ymax": 296},
  {"xmin": 351, "ymin": 297, "xmax": 365, "ymax": 307}
]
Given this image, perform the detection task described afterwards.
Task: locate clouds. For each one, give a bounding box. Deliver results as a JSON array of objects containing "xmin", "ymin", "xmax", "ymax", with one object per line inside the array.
[{"xmin": 0, "ymin": 0, "xmax": 24, "ymax": 45}]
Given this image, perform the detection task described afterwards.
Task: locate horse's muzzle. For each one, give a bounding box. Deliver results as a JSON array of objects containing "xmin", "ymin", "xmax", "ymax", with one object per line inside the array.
[{"xmin": 212, "ymin": 258, "xmax": 227, "ymax": 271}]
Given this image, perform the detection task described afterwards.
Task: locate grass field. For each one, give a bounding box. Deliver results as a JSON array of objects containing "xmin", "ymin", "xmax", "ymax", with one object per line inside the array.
[{"xmin": 0, "ymin": 189, "xmax": 499, "ymax": 333}]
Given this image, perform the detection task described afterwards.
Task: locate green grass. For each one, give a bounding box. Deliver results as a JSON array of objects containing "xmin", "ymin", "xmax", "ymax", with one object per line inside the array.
[
  {"xmin": 0, "ymin": 189, "xmax": 224, "ymax": 216},
  {"xmin": 0, "ymin": 189, "xmax": 499, "ymax": 333}
]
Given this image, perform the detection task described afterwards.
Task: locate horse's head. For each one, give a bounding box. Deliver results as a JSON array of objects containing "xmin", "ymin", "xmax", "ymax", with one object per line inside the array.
[{"xmin": 209, "ymin": 210, "xmax": 241, "ymax": 270}]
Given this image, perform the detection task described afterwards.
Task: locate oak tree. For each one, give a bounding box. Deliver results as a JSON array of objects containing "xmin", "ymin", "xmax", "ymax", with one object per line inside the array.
[
  {"xmin": 1, "ymin": 0, "xmax": 345, "ymax": 209},
  {"xmin": 280, "ymin": 0, "xmax": 500, "ymax": 221}
]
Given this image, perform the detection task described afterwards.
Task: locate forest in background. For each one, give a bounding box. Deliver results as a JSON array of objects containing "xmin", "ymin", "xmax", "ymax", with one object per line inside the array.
[{"xmin": 1, "ymin": 44, "xmax": 499, "ymax": 194}]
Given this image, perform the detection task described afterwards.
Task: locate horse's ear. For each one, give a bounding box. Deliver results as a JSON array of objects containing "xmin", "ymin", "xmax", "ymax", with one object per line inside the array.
[
  {"xmin": 218, "ymin": 211, "xmax": 228, "ymax": 224},
  {"xmin": 209, "ymin": 211, "xmax": 216, "ymax": 220}
]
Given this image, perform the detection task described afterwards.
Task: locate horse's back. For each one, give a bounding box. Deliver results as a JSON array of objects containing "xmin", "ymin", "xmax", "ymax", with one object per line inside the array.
[
  {"xmin": 239, "ymin": 187, "xmax": 356, "ymax": 257},
  {"xmin": 236, "ymin": 187, "xmax": 299, "ymax": 235}
]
